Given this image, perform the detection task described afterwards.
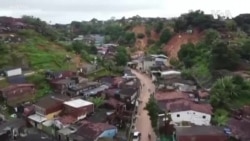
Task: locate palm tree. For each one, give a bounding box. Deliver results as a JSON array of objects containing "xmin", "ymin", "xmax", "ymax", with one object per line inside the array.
[{"xmin": 210, "ymin": 76, "xmax": 238, "ymax": 108}]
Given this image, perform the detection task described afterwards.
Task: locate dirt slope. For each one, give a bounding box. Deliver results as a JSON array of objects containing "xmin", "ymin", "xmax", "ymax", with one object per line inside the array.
[
  {"xmin": 132, "ymin": 25, "xmax": 160, "ymax": 50},
  {"xmin": 132, "ymin": 25, "xmax": 148, "ymax": 50},
  {"xmin": 164, "ymin": 29, "xmax": 203, "ymax": 59}
]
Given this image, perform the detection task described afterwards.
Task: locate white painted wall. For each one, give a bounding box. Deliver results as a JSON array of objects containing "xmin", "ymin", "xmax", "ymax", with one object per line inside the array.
[
  {"xmin": 77, "ymin": 114, "xmax": 87, "ymax": 121},
  {"xmin": 170, "ymin": 110, "xmax": 211, "ymax": 126},
  {"xmin": 6, "ymin": 68, "xmax": 22, "ymax": 77},
  {"xmin": 136, "ymin": 62, "xmax": 143, "ymax": 70},
  {"xmin": 143, "ymin": 60, "xmax": 154, "ymax": 71},
  {"xmin": 155, "ymin": 58, "xmax": 167, "ymax": 62},
  {"xmin": 174, "ymin": 83, "xmax": 197, "ymax": 92}
]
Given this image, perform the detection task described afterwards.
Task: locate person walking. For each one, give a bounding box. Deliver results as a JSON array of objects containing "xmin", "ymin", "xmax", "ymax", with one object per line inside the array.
[{"xmin": 148, "ymin": 133, "xmax": 151, "ymax": 140}]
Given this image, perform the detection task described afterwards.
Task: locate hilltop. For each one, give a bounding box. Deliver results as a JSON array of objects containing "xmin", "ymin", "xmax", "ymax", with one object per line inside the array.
[
  {"xmin": 0, "ymin": 17, "xmax": 83, "ymax": 71},
  {"xmin": 2, "ymin": 11, "xmax": 250, "ymax": 71}
]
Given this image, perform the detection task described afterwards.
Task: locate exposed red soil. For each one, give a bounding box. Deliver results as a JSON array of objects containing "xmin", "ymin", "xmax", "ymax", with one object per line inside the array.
[
  {"xmin": 150, "ymin": 30, "xmax": 160, "ymax": 41},
  {"xmin": 164, "ymin": 29, "xmax": 204, "ymax": 59},
  {"xmin": 132, "ymin": 25, "xmax": 160, "ymax": 50},
  {"xmin": 132, "ymin": 25, "xmax": 148, "ymax": 50}
]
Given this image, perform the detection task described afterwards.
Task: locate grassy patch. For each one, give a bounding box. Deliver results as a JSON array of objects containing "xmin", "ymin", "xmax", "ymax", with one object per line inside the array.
[
  {"xmin": 18, "ymin": 34, "xmax": 75, "ymax": 70},
  {"xmin": 87, "ymin": 68, "xmax": 121, "ymax": 80},
  {"xmin": 26, "ymin": 73, "xmax": 52, "ymax": 100},
  {"xmin": 0, "ymin": 79, "xmax": 10, "ymax": 88},
  {"xmin": 1, "ymin": 29, "xmax": 76, "ymax": 71}
]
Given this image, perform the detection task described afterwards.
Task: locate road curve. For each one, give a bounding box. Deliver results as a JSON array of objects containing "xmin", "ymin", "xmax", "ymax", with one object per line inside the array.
[{"xmin": 132, "ymin": 70, "xmax": 157, "ymax": 141}]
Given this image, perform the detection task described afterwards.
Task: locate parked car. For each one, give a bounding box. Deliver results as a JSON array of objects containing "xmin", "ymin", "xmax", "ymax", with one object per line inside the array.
[{"xmin": 132, "ymin": 131, "xmax": 141, "ymax": 141}]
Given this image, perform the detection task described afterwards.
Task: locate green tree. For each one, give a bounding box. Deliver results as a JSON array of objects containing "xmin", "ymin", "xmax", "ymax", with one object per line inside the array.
[
  {"xmin": 27, "ymin": 74, "xmax": 51, "ymax": 99},
  {"xmin": 0, "ymin": 41, "xmax": 8, "ymax": 54},
  {"xmin": 159, "ymin": 29, "xmax": 172, "ymax": 44},
  {"xmin": 210, "ymin": 76, "xmax": 240, "ymax": 108},
  {"xmin": 204, "ymin": 29, "xmax": 220, "ymax": 45},
  {"xmin": 240, "ymin": 40, "xmax": 250, "ymax": 60},
  {"xmin": 22, "ymin": 16, "xmax": 59, "ymax": 41},
  {"xmin": 104, "ymin": 24, "xmax": 124, "ymax": 42},
  {"xmin": 145, "ymin": 96, "xmax": 160, "ymax": 129},
  {"xmin": 155, "ymin": 21, "xmax": 164, "ymax": 33},
  {"xmin": 89, "ymin": 97, "xmax": 105, "ymax": 108},
  {"xmin": 72, "ymin": 41, "xmax": 84, "ymax": 54},
  {"xmin": 169, "ymin": 58, "xmax": 181, "ymax": 68},
  {"xmin": 72, "ymin": 41, "xmax": 97, "ymax": 55},
  {"xmin": 209, "ymin": 40, "xmax": 240, "ymax": 70},
  {"xmin": 178, "ymin": 43, "xmax": 197, "ymax": 68},
  {"xmin": 225, "ymin": 19, "xmax": 237, "ymax": 31},
  {"xmin": 174, "ymin": 18, "xmax": 187, "ymax": 32},
  {"xmin": 115, "ymin": 47, "xmax": 129, "ymax": 66},
  {"xmin": 174, "ymin": 10, "xmax": 215, "ymax": 32},
  {"xmin": 213, "ymin": 109, "xmax": 229, "ymax": 126},
  {"xmin": 120, "ymin": 32, "xmax": 136, "ymax": 45}
]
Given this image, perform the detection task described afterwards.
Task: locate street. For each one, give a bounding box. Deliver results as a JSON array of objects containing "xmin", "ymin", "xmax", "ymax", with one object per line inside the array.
[{"xmin": 132, "ymin": 70, "xmax": 157, "ymax": 141}]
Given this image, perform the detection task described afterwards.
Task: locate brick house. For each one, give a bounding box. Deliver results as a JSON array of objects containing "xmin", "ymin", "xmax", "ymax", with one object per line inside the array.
[
  {"xmin": 28, "ymin": 95, "xmax": 70, "ymax": 129},
  {"xmin": 54, "ymin": 99, "xmax": 94, "ymax": 129},
  {"xmin": 0, "ymin": 84, "xmax": 35, "ymax": 107}
]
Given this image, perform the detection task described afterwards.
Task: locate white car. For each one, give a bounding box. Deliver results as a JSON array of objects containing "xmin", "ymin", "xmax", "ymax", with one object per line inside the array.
[{"xmin": 132, "ymin": 131, "xmax": 141, "ymax": 141}]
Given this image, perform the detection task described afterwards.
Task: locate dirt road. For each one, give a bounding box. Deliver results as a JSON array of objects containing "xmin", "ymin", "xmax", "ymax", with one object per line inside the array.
[{"xmin": 132, "ymin": 70, "xmax": 157, "ymax": 141}]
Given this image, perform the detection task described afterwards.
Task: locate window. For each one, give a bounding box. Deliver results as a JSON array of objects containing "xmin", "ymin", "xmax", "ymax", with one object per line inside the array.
[
  {"xmin": 202, "ymin": 116, "xmax": 206, "ymax": 119},
  {"xmin": 177, "ymin": 114, "xmax": 180, "ymax": 117}
]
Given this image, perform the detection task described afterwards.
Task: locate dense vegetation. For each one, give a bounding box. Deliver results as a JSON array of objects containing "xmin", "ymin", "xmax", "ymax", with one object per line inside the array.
[
  {"xmin": 145, "ymin": 95, "xmax": 160, "ymax": 129},
  {"xmin": 0, "ymin": 30, "xmax": 76, "ymax": 70},
  {"xmin": 174, "ymin": 11, "xmax": 250, "ymax": 126}
]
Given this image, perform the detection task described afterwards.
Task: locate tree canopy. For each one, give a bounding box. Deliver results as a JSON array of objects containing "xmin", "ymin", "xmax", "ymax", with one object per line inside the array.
[
  {"xmin": 209, "ymin": 40, "xmax": 240, "ymax": 71},
  {"xmin": 145, "ymin": 95, "xmax": 160, "ymax": 129},
  {"xmin": 115, "ymin": 47, "xmax": 129, "ymax": 66},
  {"xmin": 210, "ymin": 76, "xmax": 250, "ymax": 109},
  {"xmin": 72, "ymin": 41, "xmax": 97, "ymax": 54},
  {"xmin": 159, "ymin": 29, "xmax": 172, "ymax": 44}
]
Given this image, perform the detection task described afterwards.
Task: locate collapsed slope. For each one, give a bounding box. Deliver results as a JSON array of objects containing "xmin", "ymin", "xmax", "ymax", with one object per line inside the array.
[
  {"xmin": 164, "ymin": 29, "xmax": 204, "ymax": 59},
  {"xmin": 132, "ymin": 25, "xmax": 160, "ymax": 50}
]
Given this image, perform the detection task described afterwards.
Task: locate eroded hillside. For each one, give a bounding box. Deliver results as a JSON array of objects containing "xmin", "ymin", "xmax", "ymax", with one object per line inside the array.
[{"xmin": 164, "ymin": 29, "xmax": 204, "ymax": 59}]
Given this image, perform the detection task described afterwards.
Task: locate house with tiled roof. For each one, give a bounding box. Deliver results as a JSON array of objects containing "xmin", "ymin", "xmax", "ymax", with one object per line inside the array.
[
  {"xmin": 28, "ymin": 95, "xmax": 70, "ymax": 129},
  {"xmin": 69, "ymin": 121, "xmax": 117, "ymax": 141},
  {"xmin": 0, "ymin": 83, "xmax": 35, "ymax": 107},
  {"xmin": 227, "ymin": 117, "xmax": 250, "ymax": 141},
  {"xmin": 164, "ymin": 99, "xmax": 212, "ymax": 126},
  {"xmin": 156, "ymin": 91, "xmax": 213, "ymax": 126},
  {"xmin": 176, "ymin": 126, "xmax": 228, "ymax": 141}
]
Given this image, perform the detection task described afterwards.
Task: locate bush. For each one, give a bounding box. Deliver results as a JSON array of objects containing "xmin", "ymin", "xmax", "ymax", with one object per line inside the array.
[
  {"xmin": 148, "ymin": 39, "xmax": 156, "ymax": 45},
  {"xmin": 159, "ymin": 29, "xmax": 172, "ymax": 44},
  {"xmin": 137, "ymin": 33, "xmax": 145, "ymax": 39}
]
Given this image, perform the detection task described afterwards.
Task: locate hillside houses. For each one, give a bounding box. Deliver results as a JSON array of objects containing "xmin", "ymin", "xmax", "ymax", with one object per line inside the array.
[
  {"xmin": 0, "ymin": 17, "xmax": 29, "ymax": 43},
  {"xmin": 73, "ymin": 34, "xmax": 105, "ymax": 46},
  {"xmin": 127, "ymin": 54, "xmax": 170, "ymax": 74},
  {"xmin": 0, "ymin": 84, "xmax": 36, "ymax": 107},
  {"xmin": 0, "ymin": 67, "xmax": 141, "ymax": 141}
]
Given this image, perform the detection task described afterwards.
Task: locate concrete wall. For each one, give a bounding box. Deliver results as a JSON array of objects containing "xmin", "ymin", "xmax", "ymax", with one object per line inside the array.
[
  {"xmin": 170, "ymin": 110, "xmax": 211, "ymax": 126},
  {"xmin": 5, "ymin": 68, "xmax": 22, "ymax": 77},
  {"xmin": 143, "ymin": 60, "xmax": 155, "ymax": 71}
]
